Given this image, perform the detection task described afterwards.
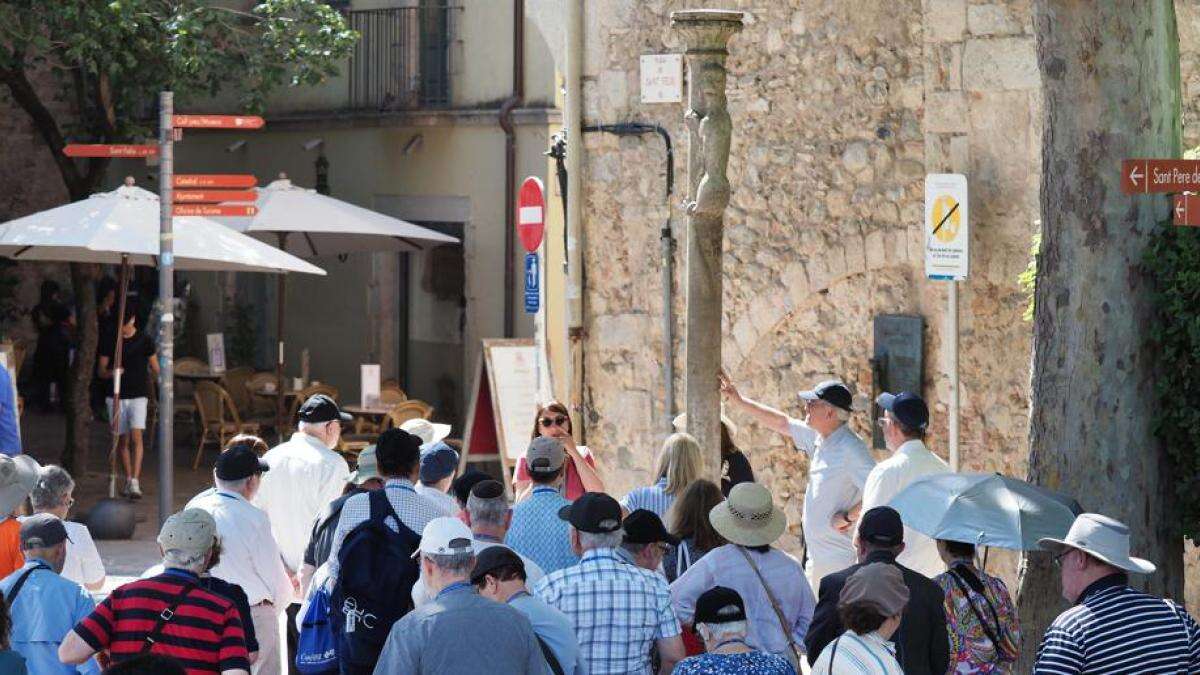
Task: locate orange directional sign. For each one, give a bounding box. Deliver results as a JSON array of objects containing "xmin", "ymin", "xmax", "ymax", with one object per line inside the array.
[
  {"xmin": 173, "ymin": 174, "xmax": 257, "ymax": 189},
  {"xmin": 63, "ymin": 144, "xmax": 158, "ymax": 158},
  {"xmin": 172, "ymin": 114, "xmax": 265, "ymax": 130},
  {"xmin": 1122, "ymin": 159, "xmax": 1200, "ymax": 194},
  {"xmin": 174, "ymin": 190, "xmax": 258, "ymax": 203},
  {"xmin": 173, "ymin": 204, "xmax": 259, "ymax": 217},
  {"xmin": 1174, "ymin": 193, "xmax": 1200, "ymax": 227}
]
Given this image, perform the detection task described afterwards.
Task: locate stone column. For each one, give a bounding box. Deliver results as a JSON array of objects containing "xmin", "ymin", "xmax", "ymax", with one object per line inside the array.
[{"xmin": 671, "ymin": 9, "xmax": 742, "ymax": 483}]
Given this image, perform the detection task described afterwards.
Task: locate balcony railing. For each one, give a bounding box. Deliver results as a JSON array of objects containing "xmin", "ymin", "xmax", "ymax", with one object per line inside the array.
[{"xmin": 347, "ymin": 6, "xmax": 459, "ymax": 112}]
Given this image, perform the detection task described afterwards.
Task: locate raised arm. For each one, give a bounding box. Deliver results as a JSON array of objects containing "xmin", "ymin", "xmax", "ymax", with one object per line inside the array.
[{"xmin": 719, "ymin": 370, "xmax": 792, "ymax": 436}]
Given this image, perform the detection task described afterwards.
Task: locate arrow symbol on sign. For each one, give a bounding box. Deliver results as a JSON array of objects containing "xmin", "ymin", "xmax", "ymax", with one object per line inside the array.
[
  {"xmin": 1178, "ymin": 200, "xmax": 1186, "ymax": 220},
  {"xmin": 1129, "ymin": 164, "xmax": 1144, "ymax": 189}
]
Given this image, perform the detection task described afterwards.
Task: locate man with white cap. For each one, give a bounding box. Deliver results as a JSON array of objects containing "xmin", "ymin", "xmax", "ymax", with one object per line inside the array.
[
  {"xmin": 720, "ymin": 373, "xmax": 875, "ymax": 590},
  {"xmin": 1034, "ymin": 513, "xmax": 1200, "ymax": 674},
  {"xmin": 372, "ymin": 517, "xmax": 548, "ymax": 674}
]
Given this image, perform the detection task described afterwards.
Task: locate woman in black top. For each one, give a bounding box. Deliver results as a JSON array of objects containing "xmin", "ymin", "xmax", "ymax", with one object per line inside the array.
[{"xmin": 720, "ymin": 422, "xmax": 755, "ymax": 495}]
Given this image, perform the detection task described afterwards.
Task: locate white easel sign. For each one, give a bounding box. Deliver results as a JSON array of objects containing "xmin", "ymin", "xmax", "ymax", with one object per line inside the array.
[{"xmin": 206, "ymin": 333, "xmax": 226, "ymax": 374}]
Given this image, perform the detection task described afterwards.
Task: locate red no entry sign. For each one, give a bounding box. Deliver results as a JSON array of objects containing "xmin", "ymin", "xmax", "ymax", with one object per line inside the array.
[
  {"xmin": 517, "ymin": 176, "xmax": 545, "ymax": 253},
  {"xmin": 173, "ymin": 204, "xmax": 259, "ymax": 217},
  {"xmin": 174, "ymin": 174, "xmax": 257, "ymax": 188},
  {"xmin": 1121, "ymin": 159, "xmax": 1200, "ymax": 194},
  {"xmin": 63, "ymin": 144, "xmax": 158, "ymax": 158},
  {"xmin": 174, "ymin": 190, "xmax": 257, "ymax": 203},
  {"xmin": 173, "ymin": 114, "xmax": 265, "ymax": 129}
]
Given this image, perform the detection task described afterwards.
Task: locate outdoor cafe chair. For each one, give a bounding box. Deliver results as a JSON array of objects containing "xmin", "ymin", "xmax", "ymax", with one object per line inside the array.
[
  {"xmin": 245, "ymin": 371, "xmax": 278, "ymax": 417},
  {"xmin": 384, "ymin": 400, "xmax": 434, "ymax": 429},
  {"xmin": 221, "ymin": 366, "xmax": 255, "ymax": 418},
  {"xmin": 193, "ymin": 380, "xmax": 261, "ymax": 469}
]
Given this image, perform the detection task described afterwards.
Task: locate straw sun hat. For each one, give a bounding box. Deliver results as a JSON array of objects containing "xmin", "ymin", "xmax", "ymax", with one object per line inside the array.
[{"xmin": 709, "ymin": 482, "xmax": 787, "ymax": 548}]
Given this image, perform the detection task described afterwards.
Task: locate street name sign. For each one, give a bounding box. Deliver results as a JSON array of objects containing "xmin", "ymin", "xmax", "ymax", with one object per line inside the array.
[
  {"xmin": 1174, "ymin": 193, "xmax": 1200, "ymax": 227},
  {"xmin": 640, "ymin": 54, "xmax": 684, "ymax": 103},
  {"xmin": 63, "ymin": 144, "xmax": 158, "ymax": 158},
  {"xmin": 172, "ymin": 114, "xmax": 265, "ymax": 129},
  {"xmin": 1121, "ymin": 159, "xmax": 1200, "ymax": 194},
  {"xmin": 924, "ymin": 173, "xmax": 969, "ymax": 281},
  {"xmin": 517, "ymin": 176, "xmax": 546, "ymax": 253},
  {"xmin": 174, "ymin": 190, "xmax": 257, "ymax": 203},
  {"xmin": 174, "ymin": 174, "xmax": 257, "ymax": 188},
  {"xmin": 172, "ymin": 204, "xmax": 259, "ymax": 217}
]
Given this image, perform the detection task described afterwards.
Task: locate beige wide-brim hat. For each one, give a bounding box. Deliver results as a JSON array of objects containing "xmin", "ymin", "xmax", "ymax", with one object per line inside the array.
[
  {"xmin": 0, "ymin": 455, "xmax": 40, "ymax": 516},
  {"xmin": 709, "ymin": 482, "xmax": 786, "ymax": 548},
  {"xmin": 1038, "ymin": 513, "xmax": 1156, "ymax": 574},
  {"xmin": 672, "ymin": 411, "xmax": 738, "ymax": 439},
  {"xmin": 400, "ymin": 419, "xmax": 452, "ymax": 446}
]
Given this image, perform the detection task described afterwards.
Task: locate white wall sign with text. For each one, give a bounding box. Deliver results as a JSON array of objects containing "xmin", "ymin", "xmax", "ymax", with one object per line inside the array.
[{"xmin": 640, "ymin": 54, "xmax": 683, "ymax": 103}]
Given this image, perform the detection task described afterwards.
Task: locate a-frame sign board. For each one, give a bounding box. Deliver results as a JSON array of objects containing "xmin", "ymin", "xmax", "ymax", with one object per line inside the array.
[{"xmin": 460, "ymin": 338, "xmax": 539, "ymax": 497}]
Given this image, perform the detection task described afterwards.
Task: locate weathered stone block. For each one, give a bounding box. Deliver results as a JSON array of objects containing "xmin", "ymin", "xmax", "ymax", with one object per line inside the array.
[
  {"xmin": 925, "ymin": 0, "xmax": 967, "ymax": 43},
  {"xmin": 925, "ymin": 90, "xmax": 969, "ymax": 133},
  {"xmin": 967, "ymin": 4, "xmax": 1023, "ymax": 36},
  {"xmin": 963, "ymin": 37, "xmax": 1038, "ymax": 91}
]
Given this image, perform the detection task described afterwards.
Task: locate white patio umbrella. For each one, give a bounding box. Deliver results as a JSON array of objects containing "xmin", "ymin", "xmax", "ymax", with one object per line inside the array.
[
  {"xmin": 226, "ymin": 175, "xmax": 459, "ymax": 434},
  {"xmin": 0, "ymin": 178, "xmax": 326, "ymax": 498}
]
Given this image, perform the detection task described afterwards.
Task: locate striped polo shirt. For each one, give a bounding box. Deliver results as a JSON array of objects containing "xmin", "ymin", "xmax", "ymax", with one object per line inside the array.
[
  {"xmin": 621, "ymin": 477, "xmax": 674, "ymax": 519},
  {"xmin": 74, "ymin": 569, "xmax": 250, "ymax": 674},
  {"xmin": 1034, "ymin": 575, "xmax": 1200, "ymax": 674}
]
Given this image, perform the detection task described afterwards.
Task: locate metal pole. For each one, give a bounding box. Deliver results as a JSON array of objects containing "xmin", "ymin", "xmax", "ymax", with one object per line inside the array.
[
  {"xmin": 157, "ymin": 91, "xmax": 175, "ymax": 527},
  {"xmin": 949, "ymin": 280, "xmax": 960, "ymax": 471},
  {"xmin": 275, "ymin": 234, "xmax": 289, "ymax": 443},
  {"xmin": 661, "ymin": 220, "xmax": 674, "ymax": 431},
  {"xmin": 564, "ymin": 0, "xmax": 584, "ymax": 440}
]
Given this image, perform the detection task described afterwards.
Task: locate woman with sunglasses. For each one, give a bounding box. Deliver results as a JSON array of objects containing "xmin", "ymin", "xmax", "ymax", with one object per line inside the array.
[{"xmin": 512, "ymin": 402, "xmax": 605, "ymax": 501}]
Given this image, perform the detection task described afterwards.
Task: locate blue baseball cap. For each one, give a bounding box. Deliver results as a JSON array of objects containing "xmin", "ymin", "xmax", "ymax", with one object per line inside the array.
[
  {"xmin": 876, "ymin": 391, "xmax": 929, "ymax": 430},
  {"xmin": 419, "ymin": 441, "xmax": 460, "ymax": 483}
]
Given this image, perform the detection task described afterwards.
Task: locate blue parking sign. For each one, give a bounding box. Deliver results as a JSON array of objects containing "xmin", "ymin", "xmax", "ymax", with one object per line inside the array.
[{"xmin": 524, "ymin": 252, "xmax": 539, "ymax": 313}]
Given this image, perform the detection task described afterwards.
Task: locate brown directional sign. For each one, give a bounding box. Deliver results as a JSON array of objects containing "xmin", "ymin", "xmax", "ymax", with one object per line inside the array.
[
  {"xmin": 174, "ymin": 190, "xmax": 257, "ymax": 203},
  {"xmin": 173, "ymin": 204, "xmax": 259, "ymax": 217},
  {"xmin": 1174, "ymin": 193, "xmax": 1200, "ymax": 227},
  {"xmin": 172, "ymin": 114, "xmax": 265, "ymax": 129},
  {"xmin": 173, "ymin": 174, "xmax": 257, "ymax": 188},
  {"xmin": 1121, "ymin": 159, "xmax": 1200, "ymax": 194},
  {"xmin": 63, "ymin": 144, "xmax": 158, "ymax": 158}
]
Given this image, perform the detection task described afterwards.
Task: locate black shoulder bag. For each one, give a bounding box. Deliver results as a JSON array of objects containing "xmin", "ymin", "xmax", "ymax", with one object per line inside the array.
[
  {"xmin": 141, "ymin": 580, "xmax": 197, "ymax": 654},
  {"xmin": 3, "ymin": 562, "xmax": 49, "ymax": 605},
  {"xmin": 946, "ymin": 567, "xmax": 1008, "ymax": 656}
]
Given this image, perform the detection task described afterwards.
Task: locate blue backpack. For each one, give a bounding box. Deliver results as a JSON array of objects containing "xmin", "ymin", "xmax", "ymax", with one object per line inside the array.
[
  {"xmin": 295, "ymin": 583, "xmax": 337, "ymax": 674},
  {"xmin": 329, "ymin": 489, "xmax": 422, "ymax": 672}
]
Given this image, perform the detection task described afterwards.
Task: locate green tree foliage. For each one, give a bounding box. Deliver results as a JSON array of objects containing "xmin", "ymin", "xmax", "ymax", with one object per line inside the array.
[{"xmin": 0, "ymin": 0, "xmax": 356, "ymax": 470}]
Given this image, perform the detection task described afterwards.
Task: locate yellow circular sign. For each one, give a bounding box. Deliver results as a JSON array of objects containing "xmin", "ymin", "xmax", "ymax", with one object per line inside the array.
[{"xmin": 929, "ymin": 195, "xmax": 961, "ymax": 243}]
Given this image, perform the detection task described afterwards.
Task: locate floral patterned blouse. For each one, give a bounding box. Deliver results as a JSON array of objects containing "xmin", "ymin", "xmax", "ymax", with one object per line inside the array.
[{"xmin": 934, "ymin": 564, "xmax": 1021, "ymax": 674}]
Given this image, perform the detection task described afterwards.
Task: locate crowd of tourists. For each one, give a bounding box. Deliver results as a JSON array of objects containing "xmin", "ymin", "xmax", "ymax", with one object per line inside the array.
[{"xmin": 0, "ymin": 380, "xmax": 1193, "ymax": 674}]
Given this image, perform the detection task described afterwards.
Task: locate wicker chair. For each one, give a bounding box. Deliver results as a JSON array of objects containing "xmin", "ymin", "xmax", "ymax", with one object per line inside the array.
[
  {"xmin": 353, "ymin": 388, "xmax": 409, "ymax": 435},
  {"xmin": 193, "ymin": 381, "xmax": 261, "ymax": 469},
  {"xmin": 173, "ymin": 357, "xmax": 209, "ymax": 426},
  {"xmin": 245, "ymin": 372, "xmax": 278, "ymax": 417},
  {"xmin": 221, "ymin": 366, "xmax": 255, "ymax": 419},
  {"xmin": 384, "ymin": 400, "xmax": 434, "ymax": 429}
]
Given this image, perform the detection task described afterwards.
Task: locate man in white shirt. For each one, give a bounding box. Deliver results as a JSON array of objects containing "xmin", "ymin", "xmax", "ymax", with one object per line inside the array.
[
  {"xmin": 860, "ymin": 391, "xmax": 950, "ymax": 577},
  {"xmin": 188, "ymin": 443, "xmax": 293, "ymax": 675},
  {"xmin": 253, "ymin": 394, "xmax": 350, "ymax": 665},
  {"xmin": 720, "ymin": 374, "xmax": 876, "ymax": 591},
  {"xmin": 414, "ymin": 441, "xmax": 461, "ymax": 516}
]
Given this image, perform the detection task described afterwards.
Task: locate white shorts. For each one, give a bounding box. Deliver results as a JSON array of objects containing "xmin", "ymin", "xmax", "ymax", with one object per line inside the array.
[{"xmin": 107, "ymin": 397, "xmax": 148, "ymax": 435}]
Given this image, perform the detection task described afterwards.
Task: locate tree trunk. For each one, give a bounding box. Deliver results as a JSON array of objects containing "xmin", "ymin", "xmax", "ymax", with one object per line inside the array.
[
  {"xmin": 1019, "ymin": 1, "xmax": 1184, "ymax": 669},
  {"xmin": 61, "ymin": 262, "xmax": 98, "ymax": 474}
]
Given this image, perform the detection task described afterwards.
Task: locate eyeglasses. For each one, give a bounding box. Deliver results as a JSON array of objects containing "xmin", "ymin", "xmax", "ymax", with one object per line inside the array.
[
  {"xmin": 540, "ymin": 415, "xmax": 568, "ymax": 428},
  {"xmin": 1052, "ymin": 550, "xmax": 1071, "ymax": 568}
]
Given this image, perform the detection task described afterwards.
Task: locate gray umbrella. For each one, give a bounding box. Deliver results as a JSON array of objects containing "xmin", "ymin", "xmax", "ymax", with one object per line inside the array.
[{"xmin": 887, "ymin": 472, "xmax": 1082, "ymax": 551}]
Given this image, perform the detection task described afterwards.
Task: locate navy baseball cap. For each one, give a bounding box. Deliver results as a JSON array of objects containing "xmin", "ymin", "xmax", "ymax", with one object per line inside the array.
[
  {"xmin": 419, "ymin": 441, "xmax": 460, "ymax": 483},
  {"xmin": 876, "ymin": 391, "xmax": 929, "ymax": 430},
  {"xmin": 800, "ymin": 380, "xmax": 853, "ymax": 412},
  {"xmin": 215, "ymin": 443, "xmax": 269, "ymax": 480},
  {"xmin": 859, "ymin": 506, "xmax": 904, "ymax": 546}
]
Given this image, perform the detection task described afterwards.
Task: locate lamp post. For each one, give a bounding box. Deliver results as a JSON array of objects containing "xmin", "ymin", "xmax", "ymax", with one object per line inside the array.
[{"xmin": 671, "ymin": 9, "xmax": 742, "ymax": 482}]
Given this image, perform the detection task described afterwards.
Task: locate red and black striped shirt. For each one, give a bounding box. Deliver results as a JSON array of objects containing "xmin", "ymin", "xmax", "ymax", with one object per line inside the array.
[{"xmin": 73, "ymin": 569, "xmax": 250, "ymax": 674}]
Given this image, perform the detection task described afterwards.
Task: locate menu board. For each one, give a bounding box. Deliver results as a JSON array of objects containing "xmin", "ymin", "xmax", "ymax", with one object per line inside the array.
[{"xmin": 461, "ymin": 339, "xmax": 541, "ymax": 491}]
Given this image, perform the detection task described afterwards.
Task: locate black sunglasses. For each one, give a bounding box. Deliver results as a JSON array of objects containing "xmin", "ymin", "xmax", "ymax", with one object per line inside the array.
[{"xmin": 540, "ymin": 415, "xmax": 568, "ymax": 428}]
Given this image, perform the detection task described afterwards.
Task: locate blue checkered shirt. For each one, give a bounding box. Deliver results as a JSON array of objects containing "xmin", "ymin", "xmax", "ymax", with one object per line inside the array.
[
  {"xmin": 506, "ymin": 486, "xmax": 579, "ymax": 574},
  {"xmin": 326, "ymin": 478, "xmax": 443, "ymax": 580},
  {"xmin": 620, "ymin": 477, "xmax": 674, "ymax": 519},
  {"xmin": 532, "ymin": 548, "xmax": 681, "ymax": 675}
]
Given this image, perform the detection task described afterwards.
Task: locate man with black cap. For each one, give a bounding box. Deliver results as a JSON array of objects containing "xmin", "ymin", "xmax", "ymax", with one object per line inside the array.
[
  {"xmin": 674, "ymin": 587, "xmax": 794, "ymax": 675},
  {"xmin": 188, "ymin": 440, "xmax": 291, "ymax": 675},
  {"xmin": 862, "ymin": 391, "xmax": 950, "ymax": 577},
  {"xmin": 720, "ymin": 373, "xmax": 875, "ymax": 591},
  {"xmin": 804, "ymin": 506, "xmax": 949, "ymax": 675},
  {"xmin": 472, "ymin": 546, "xmax": 584, "ymax": 674},
  {"xmin": 533, "ymin": 492, "xmax": 685, "ymax": 674},
  {"xmin": 0, "ymin": 514, "xmax": 97, "ymax": 674},
  {"xmin": 619, "ymin": 509, "xmax": 677, "ymax": 573}
]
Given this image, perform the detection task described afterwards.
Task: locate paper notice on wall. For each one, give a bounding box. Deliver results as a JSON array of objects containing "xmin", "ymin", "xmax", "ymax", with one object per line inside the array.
[
  {"xmin": 361, "ymin": 364, "xmax": 381, "ymax": 408},
  {"xmin": 206, "ymin": 334, "xmax": 226, "ymax": 374}
]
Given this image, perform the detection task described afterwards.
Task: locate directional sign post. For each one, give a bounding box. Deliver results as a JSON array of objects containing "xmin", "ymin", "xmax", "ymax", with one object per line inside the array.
[
  {"xmin": 1175, "ymin": 193, "xmax": 1200, "ymax": 227},
  {"xmin": 63, "ymin": 144, "xmax": 158, "ymax": 158},
  {"xmin": 174, "ymin": 190, "xmax": 257, "ymax": 203},
  {"xmin": 172, "ymin": 114, "xmax": 265, "ymax": 130},
  {"xmin": 174, "ymin": 175, "xmax": 257, "ymax": 189},
  {"xmin": 517, "ymin": 177, "xmax": 546, "ymax": 253},
  {"xmin": 173, "ymin": 204, "xmax": 259, "ymax": 217},
  {"xmin": 1121, "ymin": 159, "xmax": 1200, "ymax": 194}
]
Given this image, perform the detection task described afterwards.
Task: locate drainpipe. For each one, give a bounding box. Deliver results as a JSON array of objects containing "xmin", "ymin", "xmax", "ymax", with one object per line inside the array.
[
  {"xmin": 499, "ymin": 0, "xmax": 525, "ymax": 338},
  {"xmin": 564, "ymin": 0, "xmax": 585, "ymax": 439}
]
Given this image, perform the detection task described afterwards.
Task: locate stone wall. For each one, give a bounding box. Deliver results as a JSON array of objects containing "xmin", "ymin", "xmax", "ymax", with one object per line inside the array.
[{"xmin": 578, "ymin": 0, "xmax": 1041, "ymax": 574}]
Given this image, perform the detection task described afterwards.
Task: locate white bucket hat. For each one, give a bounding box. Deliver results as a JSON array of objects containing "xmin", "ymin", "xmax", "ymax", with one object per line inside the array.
[
  {"xmin": 672, "ymin": 410, "xmax": 738, "ymax": 439},
  {"xmin": 708, "ymin": 482, "xmax": 786, "ymax": 548},
  {"xmin": 1037, "ymin": 513, "xmax": 1156, "ymax": 574},
  {"xmin": 0, "ymin": 455, "xmax": 40, "ymax": 516},
  {"xmin": 400, "ymin": 418, "xmax": 451, "ymax": 446}
]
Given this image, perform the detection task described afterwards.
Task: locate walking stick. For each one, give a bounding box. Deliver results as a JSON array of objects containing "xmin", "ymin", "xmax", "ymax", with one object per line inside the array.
[{"xmin": 107, "ymin": 256, "xmax": 132, "ymax": 499}]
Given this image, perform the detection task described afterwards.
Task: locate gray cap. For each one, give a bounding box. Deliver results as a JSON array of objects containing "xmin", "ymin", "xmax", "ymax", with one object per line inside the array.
[
  {"xmin": 839, "ymin": 562, "xmax": 910, "ymax": 616},
  {"xmin": 157, "ymin": 508, "xmax": 217, "ymax": 556},
  {"xmin": 526, "ymin": 436, "xmax": 565, "ymax": 473},
  {"xmin": 350, "ymin": 445, "xmax": 380, "ymax": 485},
  {"xmin": 20, "ymin": 513, "xmax": 70, "ymax": 549}
]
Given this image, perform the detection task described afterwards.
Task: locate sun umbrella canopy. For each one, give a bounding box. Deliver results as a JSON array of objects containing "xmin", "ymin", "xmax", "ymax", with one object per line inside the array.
[
  {"xmin": 226, "ymin": 177, "xmax": 459, "ymax": 256},
  {"xmin": 887, "ymin": 472, "xmax": 1082, "ymax": 551},
  {"xmin": 0, "ymin": 182, "xmax": 325, "ymax": 275}
]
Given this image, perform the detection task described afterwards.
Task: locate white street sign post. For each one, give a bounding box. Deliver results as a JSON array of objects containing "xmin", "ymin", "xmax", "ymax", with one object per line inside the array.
[
  {"xmin": 925, "ymin": 173, "xmax": 969, "ymax": 472},
  {"xmin": 640, "ymin": 54, "xmax": 683, "ymax": 103}
]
